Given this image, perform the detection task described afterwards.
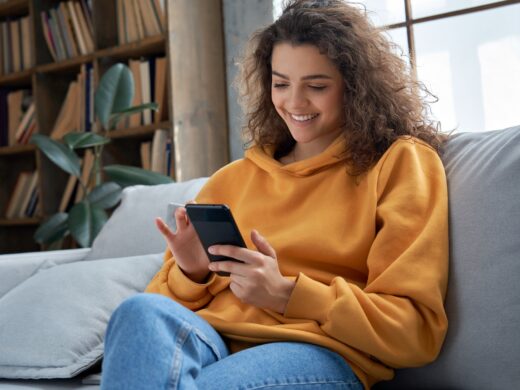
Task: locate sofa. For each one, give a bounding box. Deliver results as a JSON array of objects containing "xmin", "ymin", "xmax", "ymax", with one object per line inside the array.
[{"xmin": 0, "ymin": 125, "xmax": 519, "ymax": 389}]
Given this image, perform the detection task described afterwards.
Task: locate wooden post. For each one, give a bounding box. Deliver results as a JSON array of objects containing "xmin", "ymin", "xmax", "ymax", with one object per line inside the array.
[{"xmin": 168, "ymin": 0, "xmax": 229, "ymax": 181}]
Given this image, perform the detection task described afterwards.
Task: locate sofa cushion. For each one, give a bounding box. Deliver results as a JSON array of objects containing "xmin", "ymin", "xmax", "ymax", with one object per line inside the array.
[
  {"xmin": 0, "ymin": 253, "xmax": 162, "ymax": 379},
  {"xmin": 85, "ymin": 178, "xmax": 207, "ymax": 260},
  {"xmin": 377, "ymin": 125, "xmax": 520, "ymax": 389}
]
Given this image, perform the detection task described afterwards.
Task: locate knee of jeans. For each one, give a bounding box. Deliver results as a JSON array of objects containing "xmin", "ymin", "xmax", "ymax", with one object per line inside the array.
[{"xmin": 111, "ymin": 293, "xmax": 166, "ymax": 322}]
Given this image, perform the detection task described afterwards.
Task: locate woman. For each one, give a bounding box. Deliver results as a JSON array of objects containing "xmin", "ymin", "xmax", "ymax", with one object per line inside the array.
[{"xmin": 101, "ymin": 1, "xmax": 449, "ymax": 389}]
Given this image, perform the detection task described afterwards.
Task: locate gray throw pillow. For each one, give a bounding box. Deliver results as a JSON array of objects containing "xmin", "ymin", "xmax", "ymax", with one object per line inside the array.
[
  {"xmin": 0, "ymin": 253, "xmax": 163, "ymax": 379},
  {"xmin": 377, "ymin": 125, "xmax": 520, "ymax": 389},
  {"xmin": 85, "ymin": 178, "xmax": 207, "ymax": 260}
]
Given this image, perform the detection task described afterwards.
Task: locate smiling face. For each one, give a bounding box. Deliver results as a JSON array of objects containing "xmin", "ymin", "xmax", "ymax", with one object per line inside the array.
[{"xmin": 271, "ymin": 43, "xmax": 345, "ymax": 160}]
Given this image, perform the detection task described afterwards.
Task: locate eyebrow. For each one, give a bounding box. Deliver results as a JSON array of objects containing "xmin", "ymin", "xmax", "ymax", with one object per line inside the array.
[{"xmin": 272, "ymin": 70, "xmax": 332, "ymax": 81}]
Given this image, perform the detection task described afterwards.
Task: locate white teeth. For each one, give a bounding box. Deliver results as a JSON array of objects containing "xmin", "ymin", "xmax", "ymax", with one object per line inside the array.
[{"xmin": 290, "ymin": 113, "xmax": 318, "ymax": 122}]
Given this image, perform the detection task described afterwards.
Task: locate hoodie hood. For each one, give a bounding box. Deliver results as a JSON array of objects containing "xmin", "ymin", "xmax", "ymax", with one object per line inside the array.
[{"xmin": 244, "ymin": 135, "xmax": 348, "ymax": 177}]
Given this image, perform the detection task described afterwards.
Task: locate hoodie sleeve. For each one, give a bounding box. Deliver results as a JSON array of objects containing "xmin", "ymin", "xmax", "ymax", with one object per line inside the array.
[
  {"xmin": 145, "ymin": 248, "xmax": 230, "ymax": 310},
  {"xmin": 283, "ymin": 140, "xmax": 449, "ymax": 368}
]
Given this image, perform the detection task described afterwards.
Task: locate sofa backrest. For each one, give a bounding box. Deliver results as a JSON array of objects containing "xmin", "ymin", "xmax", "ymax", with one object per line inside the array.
[{"xmin": 377, "ymin": 125, "xmax": 520, "ymax": 389}]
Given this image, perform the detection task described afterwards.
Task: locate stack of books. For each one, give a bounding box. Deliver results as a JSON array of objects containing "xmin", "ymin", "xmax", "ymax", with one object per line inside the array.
[
  {"xmin": 116, "ymin": 0, "xmax": 165, "ymax": 44},
  {"xmin": 50, "ymin": 63, "xmax": 94, "ymax": 140},
  {"xmin": 40, "ymin": 0, "xmax": 95, "ymax": 62},
  {"xmin": 0, "ymin": 89, "xmax": 35, "ymax": 147},
  {"xmin": 140, "ymin": 129, "xmax": 171, "ymax": 176},
  {"xmin": 0, "ymin": 15, "xmax": 33, "ymax": 75},
  {"xmin": 4, "ymin": 170, "xmax": 40, "ymax": 219},
  {"xmin": 126, "ymin": 56, "xmax": 168, "ymax": 128}
]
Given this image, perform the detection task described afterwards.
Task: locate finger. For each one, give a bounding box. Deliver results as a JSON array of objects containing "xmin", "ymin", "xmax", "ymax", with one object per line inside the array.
[
  {"xmin": 208, "ymin": 245, "xmax": 261, "ymax": 265},
  {"xmin": 186, "ymin": 199, "xmax": 197, "ymax": 204},
  {"xmin": 251, "ymin": 230, "xmax": 277, "ymax": 259},
  {"xmin": 174, "ymin": 207, "xmax": 189, "ymax": 230},
  {"xmin": 208, "ymin": 260, "xmax": 248, "ymax": 276},
  {"xmin": 155, "ymin": 217, "xmax": 175, "ymax": 239}
]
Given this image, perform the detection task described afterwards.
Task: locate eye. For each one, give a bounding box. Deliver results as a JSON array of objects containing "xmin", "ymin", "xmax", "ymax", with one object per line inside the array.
[
  {"xmin": 309, "ymin": 85, "xmax": 327, "ymax": 91},
  {"xmin": 273, "ymin": 83, "xmax": 288, "ymax": 89}
]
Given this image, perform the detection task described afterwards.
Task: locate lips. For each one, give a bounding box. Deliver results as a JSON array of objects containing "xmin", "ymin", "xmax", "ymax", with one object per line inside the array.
[{"xmin": 290, "ymin": 113, "xmax": 319, "ymax": 122}]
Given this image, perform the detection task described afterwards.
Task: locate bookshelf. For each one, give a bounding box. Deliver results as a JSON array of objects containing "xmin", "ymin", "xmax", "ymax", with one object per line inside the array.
[{"xmin": 0, "ymin": 0, "xmax": 229, "ymax": 253}]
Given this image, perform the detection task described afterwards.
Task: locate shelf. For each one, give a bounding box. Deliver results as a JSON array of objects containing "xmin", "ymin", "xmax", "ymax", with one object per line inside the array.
[
  {"xmin": 0, "ymin": 143, "xmax": 36, "ymax": 156},
  {"xmin": 0, "ymin": 0, "xmax": 28, "ymax": 17},
  {"xmin": 0, "ymin": 68, "xmax": 33, "ymax": 86},
  {"xmin": 0, "ymin": 217, "xmax": 41, "ymax": 227},
  {"xmin": 96, "ymin": 34, "xmax": 166, "ymax": 60},
  {"xmin": 104, "ymin": 121, "xmax": 171, "ymax": 139},
  {"xmin": 36, "ymin": 54, "xmax": 95, "ymax": 74}
]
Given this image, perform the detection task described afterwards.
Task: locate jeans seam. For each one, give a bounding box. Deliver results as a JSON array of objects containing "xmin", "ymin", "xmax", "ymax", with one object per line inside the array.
[
  {"xmin": 241, "ymin": 379, "xmax": 362, "ymax": 390},
  {"xmin": 168, "ymin": 321, "xmax": 191, "ymax": 390},
  {"xmin": 192, "ymin": 327, "xmax": 223, "ymax": 361}
]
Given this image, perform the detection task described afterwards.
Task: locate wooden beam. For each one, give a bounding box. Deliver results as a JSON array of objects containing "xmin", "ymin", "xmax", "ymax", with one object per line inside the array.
[{"xmin": 168, "ymin": 0, "xmax": 229, "ymax": 181}]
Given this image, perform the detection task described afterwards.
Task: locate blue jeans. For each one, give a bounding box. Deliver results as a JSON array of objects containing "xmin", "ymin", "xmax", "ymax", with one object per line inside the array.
[{"xmin": 101, "ymin": 293, "xmax": 362, "ymax": 390}]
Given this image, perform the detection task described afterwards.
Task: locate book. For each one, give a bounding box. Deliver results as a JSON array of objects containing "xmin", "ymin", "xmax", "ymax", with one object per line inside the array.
[
  {"xmin": 54, "ymin": 6, "xmax": 74, "ymax": 58},
  {"xmin": 41, "ymin": 11, "xmax": 58, "ymax": 62},
  {"xmin": 67, "ymin": 0, "xmax": 88, "ymax": 55},
  {"xmin": 140, "ymin": 141, "xmax": 151, "ymax": 170},
  {"xmin": 60, "ymin": 2, "xmax": 80, "ymax": 57},
  {"xmin": 17, "ymin": 171, "xmax": 38, "ymax": 218},
  {"xmin": 152, "ymin": 0, "xmax": 166, "ymax": 32},
  {"xmin": 20, "ymin": 16, "xmax": 32, "ymax": 69},
  {"xmin": 14, "ymin": 102, "xmax": 35, "ymax": 143},
  {"xmin": 139, "ymin": 59, "xmax": 152, "ymax": 125},
  {"xmin": 10, "ymin": 20, "xmax": 20, "ymax": 72},
  {"xmin": 151, "ymin": 129, "xmax": 168, "ymax": 174},
  {"xmin": 5, "ymin": 171, "xmax": 32, "ymax": 219},
  {"xmin": 7, "ymin": 90, "xmax": 24, "ymax": 145},
  {"xmin": 131, "ymin": 0, "xmax": 145, "ymax": 41},
  {"xmin": 124, "ymin": 0, "xmax": 139, "ymax": 43},
  {"xmin": 74, "ymin": 1, "xmax": 94, "ymax": 53},
  {"xmin": 128, "ymin": 59, "xmax": 143, "ymax": 127},
  {"xmin": 116, "ymin": 0, "xmax": 126, "ymax": 45},
  {"xmin": 138, "ymin": 0, "xmax": 161, "ymax": 37},
  {"xmin": 154, "ymin": 56, "xmax": 167, "ymax": 123},
  {"xmin": 51, "ymin": 81, "xmax": 79, "ymax": 139}
]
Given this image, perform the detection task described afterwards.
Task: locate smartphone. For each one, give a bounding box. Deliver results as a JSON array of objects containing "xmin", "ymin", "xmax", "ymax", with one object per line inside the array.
[{"xmin": 185, "ymin": 204, "xmax": 246, "ymax": 276}]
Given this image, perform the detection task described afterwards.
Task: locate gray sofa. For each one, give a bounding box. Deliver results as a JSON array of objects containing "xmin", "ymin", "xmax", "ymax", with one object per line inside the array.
[{"xmin": 0, "ymin": 126, "xmax": 519, "ymax": 389}]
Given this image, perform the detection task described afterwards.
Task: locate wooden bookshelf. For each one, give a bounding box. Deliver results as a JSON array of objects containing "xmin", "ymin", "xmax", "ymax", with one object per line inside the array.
[
  {"xmin": 0, "ymin": 0, "xmax": 172, "ymax": 253},
  {"xmin": 0, "ymin": 0, "xmax": 228, "ymax": 254}
]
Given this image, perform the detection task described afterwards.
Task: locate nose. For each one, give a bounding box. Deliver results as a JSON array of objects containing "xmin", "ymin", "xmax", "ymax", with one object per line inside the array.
[{"xmin": 287, "ymin": 87, "xmax": 308, "ymax": 110}]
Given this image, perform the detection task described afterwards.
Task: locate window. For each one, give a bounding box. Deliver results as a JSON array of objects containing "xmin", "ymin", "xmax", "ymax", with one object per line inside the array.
[{"xmin": 272, "ymin": 0, "xmax": 520, "ymax": 133}]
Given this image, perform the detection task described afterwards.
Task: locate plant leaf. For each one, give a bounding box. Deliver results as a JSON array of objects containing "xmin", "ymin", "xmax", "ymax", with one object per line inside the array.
[
  {"xmin": 30, "ymin": 134, "xmax": 81, "ymax": 177},
  {"xmin": 87, "ymin": 182, "xmax": 122, "ymax": 209},
  {"xmin": 63, "ymin": 132, "xmax": 111, "ymax": 149},
  {"xmin": 108, "ymin": 102, "xmax": 159, "ymax": 129},
  {"xmin": 104, "ymin": 164, "xmax": 173, "ymax": 187},
  {"xmin": 34, "ymin": 212, "xmax": 69, "ymax": 244},
  {"xmin": 68, "ymin": 201, "xmax": 108, "ymax": 248},
  {"xmin": 94, "ymin": 63, "xmax": 134, "ymax": 130}
]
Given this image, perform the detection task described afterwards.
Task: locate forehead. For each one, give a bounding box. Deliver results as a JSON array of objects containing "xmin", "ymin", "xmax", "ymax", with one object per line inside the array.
[{"xmin": 271, "ymin": 43, "xmax": 341, "ymax": 78}]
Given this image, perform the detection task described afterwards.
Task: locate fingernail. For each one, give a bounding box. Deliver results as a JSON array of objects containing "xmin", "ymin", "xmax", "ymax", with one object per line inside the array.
[
  {"xmin": 208, "ymin": 246, "xmax": 216, "ymax": 254},
  {"xmin": 208, "ymin": 263, "xmax": 215, "ymax": 271}
]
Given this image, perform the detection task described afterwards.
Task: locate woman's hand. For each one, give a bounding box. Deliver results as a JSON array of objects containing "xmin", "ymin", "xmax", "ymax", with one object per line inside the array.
[
  {"xmin": 207, "ymin": 230, "xmax": 295, "ymax": 314},
  {"xmin": 155, "ymin": 202, "xmax": 210, "ymax": 283}
]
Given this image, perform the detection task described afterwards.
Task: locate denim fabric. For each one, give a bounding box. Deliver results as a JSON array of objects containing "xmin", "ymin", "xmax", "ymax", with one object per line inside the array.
[{"xmin": 101, "ymin": 293, "xmax": 362, "ymax": 390}]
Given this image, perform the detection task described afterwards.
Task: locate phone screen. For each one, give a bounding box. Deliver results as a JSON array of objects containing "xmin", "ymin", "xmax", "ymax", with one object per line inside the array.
[{"xmin": 185, "ymin": 204, "xmax": 246, "ymax": 276}]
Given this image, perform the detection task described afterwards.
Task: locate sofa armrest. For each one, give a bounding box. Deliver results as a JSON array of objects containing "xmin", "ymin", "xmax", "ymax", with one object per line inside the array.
[{"xmin": 0, "ymin": 248, "xmax": 91, "ymax": 263}]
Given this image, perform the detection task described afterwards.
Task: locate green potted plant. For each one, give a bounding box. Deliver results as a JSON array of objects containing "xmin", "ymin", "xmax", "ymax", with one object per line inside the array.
[{"xmin": 31, "ymin": 63, "xmax": 173, "ymax": 249}]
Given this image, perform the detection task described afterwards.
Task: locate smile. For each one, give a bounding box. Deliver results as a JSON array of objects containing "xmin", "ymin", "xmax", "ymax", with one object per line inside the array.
[{"xmin": 290, "ymin": 113, "xmax": 319, "ymax": 122}]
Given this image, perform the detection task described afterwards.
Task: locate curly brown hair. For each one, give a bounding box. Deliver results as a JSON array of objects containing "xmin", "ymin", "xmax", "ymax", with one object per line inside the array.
[{"xmin": 236, "ymin": 0, "xmax": 447, "ymax": 175}]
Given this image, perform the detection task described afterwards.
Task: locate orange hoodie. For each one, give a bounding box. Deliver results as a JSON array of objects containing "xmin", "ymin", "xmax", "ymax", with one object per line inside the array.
[{"xmin": 146, "ymin": 135, "xmax": 449, "ymax": 389}]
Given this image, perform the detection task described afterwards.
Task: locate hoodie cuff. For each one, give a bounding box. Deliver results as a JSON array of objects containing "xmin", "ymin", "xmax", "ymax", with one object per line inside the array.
[
  {"xmin": 168, "ymin": 262, "xmax": 218, "ymax": 302},
  {"xmin": 284, "ymin": 272, "xmax": 335, "ymax": 324}
]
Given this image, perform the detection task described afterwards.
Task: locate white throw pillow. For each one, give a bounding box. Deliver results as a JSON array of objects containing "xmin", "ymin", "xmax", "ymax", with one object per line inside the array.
[{"xmin": 85, "ymin": 178, "xmax": 208, "ymax": 260}]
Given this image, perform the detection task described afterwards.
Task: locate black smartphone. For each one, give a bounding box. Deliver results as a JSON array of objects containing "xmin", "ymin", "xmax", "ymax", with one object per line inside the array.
[{"xmin": 185, "ymin": 204, "xmax": 246, "ymax": 276}]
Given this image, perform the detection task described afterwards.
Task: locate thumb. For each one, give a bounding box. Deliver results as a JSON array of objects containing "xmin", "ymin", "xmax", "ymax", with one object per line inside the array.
[{"xmin": 251, "ymin": 230, "xmax": 276, "ymax": 259}]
